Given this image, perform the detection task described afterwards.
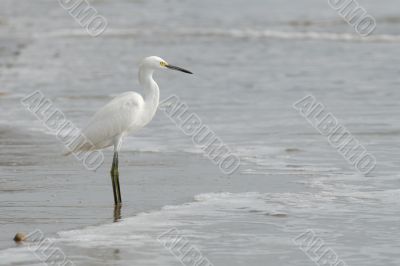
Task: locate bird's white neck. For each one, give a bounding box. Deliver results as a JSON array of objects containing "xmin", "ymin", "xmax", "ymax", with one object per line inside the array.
[{"xmin": 139, "ymin": 66, "xmax": 160, "ymax": 118}]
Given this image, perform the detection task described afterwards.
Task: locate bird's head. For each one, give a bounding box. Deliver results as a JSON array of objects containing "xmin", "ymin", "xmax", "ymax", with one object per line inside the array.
[{"xmin": 140, "ymin": 56, "xmax": 193, "ymax": 74}]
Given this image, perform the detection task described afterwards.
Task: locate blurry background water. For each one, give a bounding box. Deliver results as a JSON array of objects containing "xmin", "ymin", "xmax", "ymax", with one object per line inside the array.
[{"xmin": 0, "ymin": 0, "xmax": 400, "ymax": 265}]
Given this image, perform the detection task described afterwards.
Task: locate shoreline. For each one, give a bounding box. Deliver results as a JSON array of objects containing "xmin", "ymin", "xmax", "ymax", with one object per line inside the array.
[{"xmin": 0, "ymin": 126, "xmax": 305, "ymax": 251}]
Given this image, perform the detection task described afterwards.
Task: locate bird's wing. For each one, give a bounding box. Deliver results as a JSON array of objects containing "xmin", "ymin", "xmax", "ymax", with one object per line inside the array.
[{"xmin": 75, "ymin": 92, "xmax": 144, "ymax": 151}]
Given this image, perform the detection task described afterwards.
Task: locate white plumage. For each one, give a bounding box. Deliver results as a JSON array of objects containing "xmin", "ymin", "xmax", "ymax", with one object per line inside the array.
[
  {"xmin": 65, "ymin": 56, "xmax": 192, "ymax": 204},
  {"xmin": 78, "ymin": 91, "xmax": 145, "ymax": 152}
]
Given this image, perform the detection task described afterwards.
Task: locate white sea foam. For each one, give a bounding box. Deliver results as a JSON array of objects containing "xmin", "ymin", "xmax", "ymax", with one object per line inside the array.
[
  {"xmin": 1, "ymin": 188, "xmax": 399, "ymax": 265},
  {"xmin": 35, "ymin": 28, "xmax": 400, "ymax": 43}
]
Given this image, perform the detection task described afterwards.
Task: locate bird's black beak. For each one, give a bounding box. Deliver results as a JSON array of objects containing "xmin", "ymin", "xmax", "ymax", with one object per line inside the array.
[{"xmin": 166, "ymin": 64, "xmax": 193, "ymax": 74}]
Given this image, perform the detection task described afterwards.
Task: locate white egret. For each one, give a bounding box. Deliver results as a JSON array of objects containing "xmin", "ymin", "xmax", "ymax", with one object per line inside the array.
[{"xmin": 65, "ymin": 56, "xmax": 192, "ymax": 204}]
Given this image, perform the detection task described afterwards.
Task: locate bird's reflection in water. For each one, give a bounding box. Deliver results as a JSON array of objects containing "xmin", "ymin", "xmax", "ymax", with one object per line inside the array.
[{"xmin": 113, "ymin": 204, "xmax": 122, "ymax": 222}]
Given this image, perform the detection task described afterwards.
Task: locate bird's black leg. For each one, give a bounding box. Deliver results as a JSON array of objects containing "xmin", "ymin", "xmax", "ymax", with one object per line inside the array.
[
  {"xmin": 114, "ymin": 151, "xmax": 122, "ymax": 203},
  {"xmin": 110, "ymin": 152, "xmax": 118, "ymax": 205},
  {"xmin": 113, "ymin": 203, "xmax": 121, "ymax": 222}
]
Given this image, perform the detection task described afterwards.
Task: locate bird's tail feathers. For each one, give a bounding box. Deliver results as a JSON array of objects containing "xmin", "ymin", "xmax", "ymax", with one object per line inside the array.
[
  {"xmin": 63, "ymin": 150, "xmax": 73, "ymax": 156},
  {"xmin": 62, "ymin": 141, "xmax": 96, "ymax": 156}
]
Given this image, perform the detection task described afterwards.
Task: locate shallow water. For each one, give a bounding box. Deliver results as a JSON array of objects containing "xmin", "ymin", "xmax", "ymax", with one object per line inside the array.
[{"xmin": 0, "ymin": 0, "xmax": 400, "ymax": 265}]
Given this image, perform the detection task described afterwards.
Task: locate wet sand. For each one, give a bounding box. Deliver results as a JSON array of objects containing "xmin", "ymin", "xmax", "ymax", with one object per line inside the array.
[
  {"xmin": 2, "ymin": 0, "xmax": 400, "ymax": 265},
  {"xmin": 0, "ymin": 125, "xmax": 305, "ymax": 251}
]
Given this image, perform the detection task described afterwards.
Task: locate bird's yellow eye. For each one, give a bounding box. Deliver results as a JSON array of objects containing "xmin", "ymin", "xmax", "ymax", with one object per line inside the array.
[{"xmin": 160, "ymin": 61, "xmax": 167, "ymax": 67}]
